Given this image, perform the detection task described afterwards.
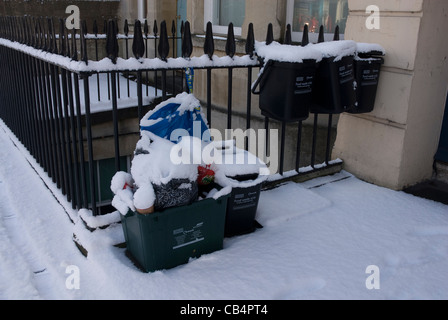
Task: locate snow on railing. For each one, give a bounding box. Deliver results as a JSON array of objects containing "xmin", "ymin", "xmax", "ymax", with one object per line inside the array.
[{"xmin": 0, "ymin": 16, "xmax": 259, "ymax": 73}]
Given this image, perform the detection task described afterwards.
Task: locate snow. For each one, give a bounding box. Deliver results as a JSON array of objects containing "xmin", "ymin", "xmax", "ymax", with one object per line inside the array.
[
  {"xmin": 254, "ymin": 40, "xmax": 384, "ymax": 70},
  {"xmin": 132, "ymin": 183, "xmax": 156, "ymax": 212},
  {"xmin": 1, "ymin": 118, "xmax": 447, "ymax": 300},
  {"xmin": 110, "ymin": 171, "xmax": 134, "ymax": 194},
  {"xmin": 131, "ymin": 131, "xmax": 198, "ymax": 187},
  {"xmin": 312, "ymin": 40, "xmax": 357, "ymax": 61},
  {"xmin": 356, "ymin": 42, "xmax": 386, "ymax": 55},
  {"xmin": 72, "ymin": 73, "xmax": 157, "ymax": 115},
  {"xmin": 0, "ymin": 38, "xmax": 258, "ymax": 73},
  {"xmin": 255, "ymin": 41, "xmax": 323, "ymax": 64}
]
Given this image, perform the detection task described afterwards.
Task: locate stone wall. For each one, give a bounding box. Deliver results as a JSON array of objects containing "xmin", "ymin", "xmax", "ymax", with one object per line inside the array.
[{"xmin": 333, "ymin": 0, "xmax": 448, "ymax": 190}]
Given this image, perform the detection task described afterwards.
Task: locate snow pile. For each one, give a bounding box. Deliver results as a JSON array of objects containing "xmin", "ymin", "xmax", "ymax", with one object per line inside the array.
[
  {"xmin": 312, "ymin": 40, "xmax": 357, "ymax": 61},
  {"xmin": 255, "ymin": 41, "xmax": 323, "ymax": 64},
  {"xmin": 213, "ymin": 146, "xmax": 269, "ymax": 189},
  {"xmin": 131, "ymin": 131, "xmax": 198, "ymax": 187},
  {"xmin": 110, "ymin": 172, "xmax": 135, "ymax": 215},
  {"xmin": 133, "ymin": 183, "xmax": 156, "ymax": 213},
  {"xmin": 356, "ymin": 42, "xmax": 386, "ymax": 55},
  {"xmin": 255, "ymin": 40, "xmax": 384, "ymax": 65}
]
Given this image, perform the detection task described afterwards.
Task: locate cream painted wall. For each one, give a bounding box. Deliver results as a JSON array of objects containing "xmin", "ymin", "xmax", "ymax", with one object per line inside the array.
[{"xmin": 333, "ymin": 0, "xmax": 448, "ymax": 190}]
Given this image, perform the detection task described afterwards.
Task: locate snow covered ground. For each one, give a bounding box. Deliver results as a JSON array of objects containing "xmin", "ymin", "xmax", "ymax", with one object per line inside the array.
[
  {"xmin": 0, "ymin": 118, "xmax": 447, "ymax": 301},
  {"xmin": 70, "ymin": 72, "xmax": 157, "ymax": 115}
]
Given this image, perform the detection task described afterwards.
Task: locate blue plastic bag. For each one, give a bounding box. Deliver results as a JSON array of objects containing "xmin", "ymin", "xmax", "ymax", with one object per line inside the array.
[{"xmin": 140, "ymin": 93, "xmax": 210, "ymax": 143}]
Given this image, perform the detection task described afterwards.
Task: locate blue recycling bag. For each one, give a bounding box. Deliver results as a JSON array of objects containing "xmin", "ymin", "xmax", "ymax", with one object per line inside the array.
[{"xmin": 140, "ymin": 93, "xmax": 210, "ymax": 143}]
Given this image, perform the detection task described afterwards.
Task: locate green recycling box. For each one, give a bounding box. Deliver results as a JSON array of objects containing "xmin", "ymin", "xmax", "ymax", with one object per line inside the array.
[{"xmin": 121, "ymin": 193, "xmax": 230, "ymax": 273}]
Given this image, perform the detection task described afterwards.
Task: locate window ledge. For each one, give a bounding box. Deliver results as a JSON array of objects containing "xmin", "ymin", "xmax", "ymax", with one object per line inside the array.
[{"xmin": 192, "ymin": 34, "xmax": 248, "ymax": 55}]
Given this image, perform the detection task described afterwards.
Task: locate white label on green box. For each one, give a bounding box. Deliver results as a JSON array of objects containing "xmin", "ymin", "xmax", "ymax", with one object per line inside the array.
[{"xmin": 172, "ymin": 222, "xmax": 205, "ymax": 250}]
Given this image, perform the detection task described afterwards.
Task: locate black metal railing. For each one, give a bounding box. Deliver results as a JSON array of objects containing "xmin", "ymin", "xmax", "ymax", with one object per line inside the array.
[{"xmin": 0, "ymin": 16, "xmax": 341, "ymax": 216}]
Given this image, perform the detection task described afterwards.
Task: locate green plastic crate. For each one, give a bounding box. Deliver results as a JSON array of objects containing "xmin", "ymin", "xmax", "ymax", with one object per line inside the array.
[{"xmin": 121, "ymin": 194, "xmax": 229, "ymax": 273}]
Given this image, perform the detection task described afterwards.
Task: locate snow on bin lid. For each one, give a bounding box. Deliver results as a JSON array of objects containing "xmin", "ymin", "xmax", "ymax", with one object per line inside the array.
[
  {"xmin": 312, "ymin": 40, "xmax": 358, "ymax": 61},
  {"xmin": 255, "ymin": 41, "xmax": 323, "ymax": 64},
  {"xmin": 213, "ymin": 147, "xmax": 270, "ymax": 189},
  {"xmin": 356, "ymin": 42, "xmax": 386, "ymax": 56}
]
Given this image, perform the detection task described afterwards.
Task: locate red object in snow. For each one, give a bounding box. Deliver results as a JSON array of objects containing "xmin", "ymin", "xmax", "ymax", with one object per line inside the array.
[{"xmin": 198, "ymin": 165, "xmax": 215, "ymax": 186}]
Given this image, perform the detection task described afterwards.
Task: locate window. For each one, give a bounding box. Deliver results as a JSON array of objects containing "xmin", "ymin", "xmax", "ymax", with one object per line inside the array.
[
  {"xmin": 137, "ymin": 0, "xmax": 147, "ymax": 22},
  {"xmin": 204, "ymin": 0, "xmax": 246, "ymax": 36},
  {"xmin": 286, "ymin": 0, "xmax": 349, "ymax": 43}
]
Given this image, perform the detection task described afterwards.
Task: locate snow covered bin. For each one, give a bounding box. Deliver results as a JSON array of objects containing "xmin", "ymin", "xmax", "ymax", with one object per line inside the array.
[
  {"xmin": 121, "ymin": 189, "xmax": 230, "ymax": 273},
  {"xmin": 348, "ymin": 43, "xmax": 386, "ymax": 114},
  {"xmin": 310, "ymin": 40, "xmax": 358, "ymax": 114},
  {"xmin": 213, "ymin": 144, "xmax": 269, "ymax": 237},
  {"xmin": 252, "ymin": 42, "xmax": 322, "ymax": 122},
  {"xmin": 111, "ymin": 93, "xmax": 235, "ymax": 272}
]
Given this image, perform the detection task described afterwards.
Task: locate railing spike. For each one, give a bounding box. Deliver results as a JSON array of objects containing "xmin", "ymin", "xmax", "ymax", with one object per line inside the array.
[
  {"xmin": 59, "ymin": 18, "xmax": 66, "ymax": 56},
  {"xmin": 266, "ymin": 23, "xmax": 274, "ymax": 45},
  {"xmin": 42, "ymin": 17, "xmax": 49, "ymax": 52},
  {"xmin": 171, "ymin": 20, "xmax": 176, "ymax": 36},
  {"xmin": 245, "ymin": 22, "xmax": 255, "ymax": 58},
  {"xmin": 27, "ymin": 16, "xmax": 34, "ymax": 46},
  {"xmin": 48, "ymin": 17, "xmax": 56, "ymax": 53},
  {"xmin": 180, "ymin": 20, "xmax": 184, "ymax": 37},
  {"xmin": 284, "ymin": 24, "xmax": 292, "ymax": 45},
  {"xmin": 301, "ymin": 24, "xmax": 309, "ymax": 46},
  {"xmin": 14, "ymin": 17, "xmax": 19, "ymax": 43},
  {"xmin": 144, "ymin": 19, "xmax": 149, "ymax": 37},
  {"xmin": 182, "ymin": 21, "xmax": 193, "ymax": 59},
  {"xmin": 106, "ymin": 19, "xmax": 119, "ymax": 64},
  {"xmin": 333, "ymin": 25, "xmax": 340, "ymax": 41},
  {"xmin": 158, "ymin": 20, "xmax": 170, "ymax": 62},
  {"xmin": 38, "ymin": 18, "xmax": 44, "ymax": 50},
  {"xmin": 81, "ymin": 19, "xmax": 88, "ymax": 64},
  {"xmin": 124, "ymin": 19, "xmax": 129, "ymax": 36},
  {"xmin": 71, "ymin": 28, "xmax": 78, "ymax": 61},
  {"xmin": 225, "ymin": 23, "xmax": 235, "ymax": 58},
  {"xmin": 318, "ymin": 25, "xmax": 325, "ymax": 43},
  {"xmin": 52, "ymin": 18, "xmax": 58, "ymax": 54},
  {"xmin": 22, "ymin": 16, "xmax": 28, "ymax": 45},
  {"xmin": 23, "ymin": 16, "xmax": 28, "ymax": 45},
  {"xmin": 114, "ymin": 18, "xmax": 119, "ymax": 35},
  {"xmin": 30, "ymin": 17, "xmax": 36, "ymax": 48},
  {"xmin": 132, "ymin": 20, "xmax": 145, "ymax": 60},
  {"xmin": 204, "ymin": 21, "xmax": 214, "ymax": 60},
  {"xmin": 153, "ymin": 20, "xmax": 158, "ymax": 36},
  {"xmin": 93, "ymin": 19, "xmax": 98, "ymax": 36},
  {"xmin": 14, "ymin": 16, "xmax": 19, "ymax": 42},
  {"xmin": 81, "ymin": 19, "xmax": 88, "ymax": 35}
]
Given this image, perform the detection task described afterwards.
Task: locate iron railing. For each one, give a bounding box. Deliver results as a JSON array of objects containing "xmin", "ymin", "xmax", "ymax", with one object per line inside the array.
[{"xmin": 0, "ymin": 16, "xmax": 341, "ymax": 215}]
